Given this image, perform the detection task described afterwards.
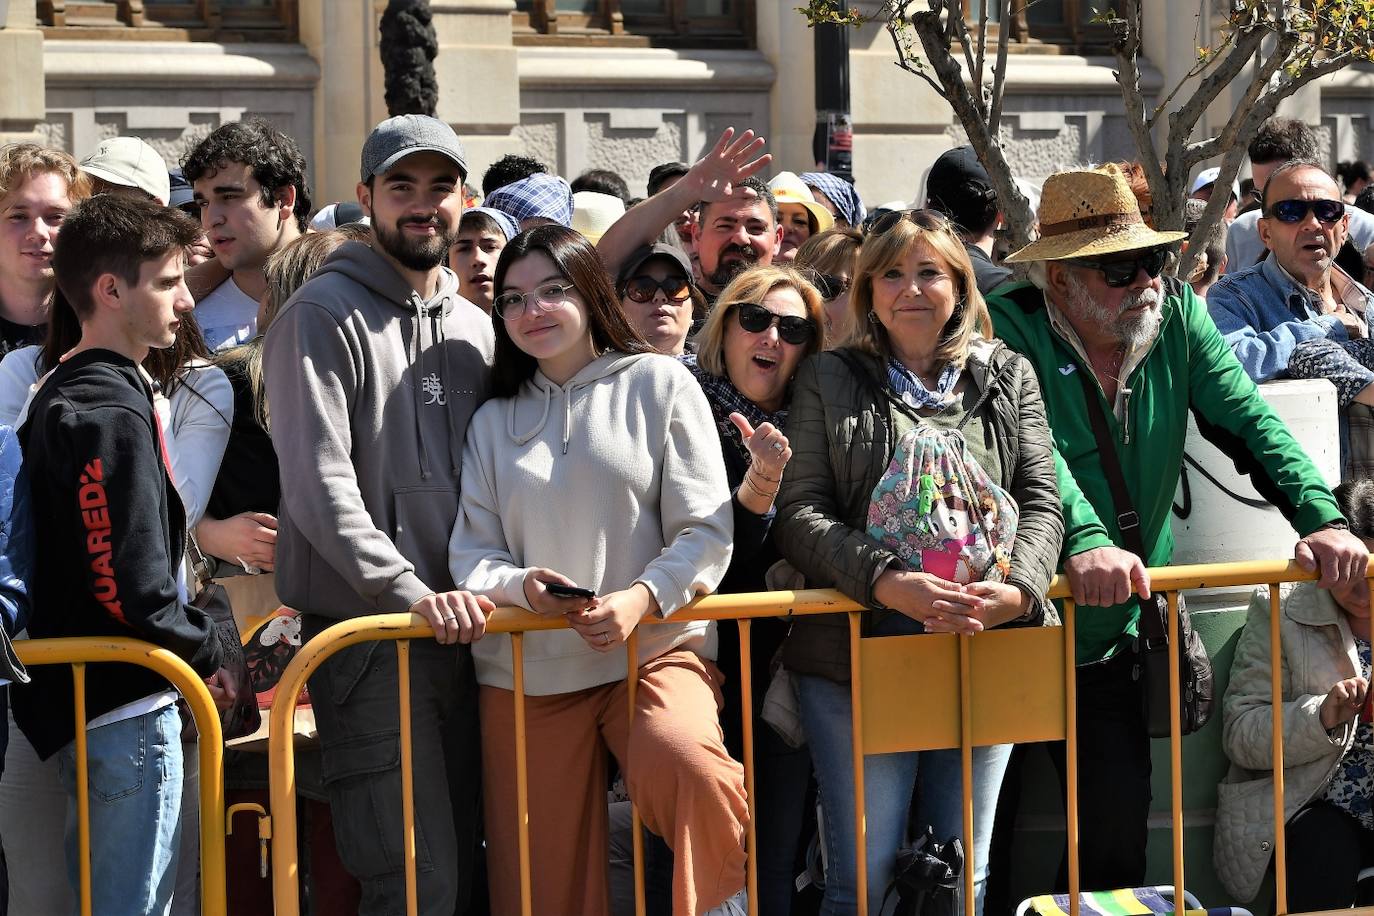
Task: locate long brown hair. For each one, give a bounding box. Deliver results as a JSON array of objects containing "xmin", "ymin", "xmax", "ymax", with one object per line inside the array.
[{"xmin": 489, "ymin": 225, "xmax": 648, "ymax": 398}]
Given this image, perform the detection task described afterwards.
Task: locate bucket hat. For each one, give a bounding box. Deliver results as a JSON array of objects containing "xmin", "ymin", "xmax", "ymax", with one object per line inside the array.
[
  {"xmin": 1004, "ymin": 163, "xmax": 1185, "ymax": 263},
  {"xmin": 768, "ymin": 172, "xmax": 836, "ymax": 234},
  {"xmin": 571, "ymin": 190, "xmax": 625, "ymax": 243}
]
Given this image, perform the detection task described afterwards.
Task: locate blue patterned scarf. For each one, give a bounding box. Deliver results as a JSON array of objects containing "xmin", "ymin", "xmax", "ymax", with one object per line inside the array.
[{"xmin": 887, "ymin": 359, "xmax": 959, "ymax": 411}]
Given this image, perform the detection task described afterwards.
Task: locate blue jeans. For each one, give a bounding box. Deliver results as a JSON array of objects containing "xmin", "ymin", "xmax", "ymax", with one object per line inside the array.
[
  {"xmin": 56, "ymin": 704, "xmax": 183, "ymax": 916},
  {"xmin": 796, "ymin": 618, "xmax": 1011, "ymax": 916}
]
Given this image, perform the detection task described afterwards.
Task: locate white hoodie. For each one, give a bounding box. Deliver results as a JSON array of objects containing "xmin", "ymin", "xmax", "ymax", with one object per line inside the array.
[{"xmin": 449, "ymin": 351, "xmax": 734, "ymax": 695}]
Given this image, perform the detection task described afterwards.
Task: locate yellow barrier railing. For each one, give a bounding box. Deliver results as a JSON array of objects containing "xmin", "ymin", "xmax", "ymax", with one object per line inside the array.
[
  {"xmin": 264, "ymin": 559, "xmax": 1371, "ymax": 916},
  {"xmin": 14, "ymin": 637, "xmax": 226, "ymax": 916}
]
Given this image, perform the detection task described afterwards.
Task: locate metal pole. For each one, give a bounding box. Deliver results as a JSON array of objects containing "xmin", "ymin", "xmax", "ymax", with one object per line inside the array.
[{"xmin": 812, "ymin": 0, "xmax": 853, "ymax": 180}]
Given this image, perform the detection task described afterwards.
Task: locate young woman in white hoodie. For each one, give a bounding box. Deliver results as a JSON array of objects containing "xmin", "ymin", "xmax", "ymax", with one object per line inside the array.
[{"xmin": 448, "ymin": 225, "xmax": 747, "ymax": 916}]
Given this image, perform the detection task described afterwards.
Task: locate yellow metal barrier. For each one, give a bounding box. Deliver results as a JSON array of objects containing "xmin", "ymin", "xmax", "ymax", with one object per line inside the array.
[
  {"xmin": 264, "ymin": 560, "xmax": 1368, "ymax": 916},
  {"xmin": 14, "ymin": 636, "xmax": 226, "ymax": 916}
]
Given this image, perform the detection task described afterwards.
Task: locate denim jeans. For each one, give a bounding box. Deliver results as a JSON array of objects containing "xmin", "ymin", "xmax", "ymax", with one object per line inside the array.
[
  {"xmin": 55, "ymin": 704, "xmax": 183, "ymax": 916},
  {"xmin": 796, "ymin": 615, "xmax": 1012, "ymax": 916}
]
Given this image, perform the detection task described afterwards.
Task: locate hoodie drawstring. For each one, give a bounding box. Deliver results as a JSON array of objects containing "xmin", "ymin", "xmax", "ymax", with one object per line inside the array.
[
  {"xmin": 412, "ymin": 294, "xmax": 432, "ymax": 480},
  {"xmin": 438, "ymin": 299, "xmax": 461, "ymax": 475},
  {"xmin": 562, "ymin": 387, "xmax": 573, "ymax": 456}
]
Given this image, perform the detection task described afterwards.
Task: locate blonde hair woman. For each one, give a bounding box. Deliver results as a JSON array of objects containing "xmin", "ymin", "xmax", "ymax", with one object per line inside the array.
[
  {"xmin": 682, "ymin": 263, "xmax": 825, "ymax": 912},
  {"xmin": 775, "ymin": 209, "xmax": 1063, "ymax": 916},
  {"xmin": 795, "ymin": 227, "xmax": 863, "ymax": 343}
]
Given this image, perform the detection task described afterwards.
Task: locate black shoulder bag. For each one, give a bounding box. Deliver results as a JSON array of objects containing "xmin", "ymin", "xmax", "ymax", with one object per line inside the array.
[{"xmin": 1075, "ymin": 369, "xmax": 1213, "ymax": 737}]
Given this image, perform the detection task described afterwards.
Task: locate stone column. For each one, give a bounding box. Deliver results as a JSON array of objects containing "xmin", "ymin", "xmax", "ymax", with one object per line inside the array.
[
  {"xmin": 0, "ymin": 0, "xmax": 46, "ymax": 145},
  {"xmin": 756, "ymin": 0, "xmax": 816, "ymax": 174},
  {"xmin": 430, "ymin": 0, "xmax": 521, "ymax": 187}
]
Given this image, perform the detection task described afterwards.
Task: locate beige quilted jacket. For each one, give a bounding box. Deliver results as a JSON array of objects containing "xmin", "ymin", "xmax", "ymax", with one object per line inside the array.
[{"xmin": 1213, "ymin": 582, "xmax": 1359, "ymax": 902}]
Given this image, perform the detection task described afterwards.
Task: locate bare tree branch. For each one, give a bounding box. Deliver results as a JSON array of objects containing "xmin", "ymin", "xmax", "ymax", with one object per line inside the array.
[
  {"xmin": 987, "ymin": 0, "xmax": 1011, "ymax": 136},
  {"xmin": 975, "ymin": 0, "xmax": 989, "ymax": 95},
  {"xmin": 1165, "ymin": 24, "xmax": 1265, "ymax": 141}
]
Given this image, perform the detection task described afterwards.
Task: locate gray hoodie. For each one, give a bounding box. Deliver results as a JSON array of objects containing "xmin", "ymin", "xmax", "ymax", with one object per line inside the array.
[{"xmin": 263, "ymin": 240, "xmax": 495, "ymax": 619}]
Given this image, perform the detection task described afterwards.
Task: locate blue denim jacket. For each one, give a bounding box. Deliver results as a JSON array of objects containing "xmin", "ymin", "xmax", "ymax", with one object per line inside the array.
[
  {"xmin": 0, "ymin": 423, "xmax": 33, "ymax": 775},
  {"xmin": 1206, "ymin": 255, "xmax": 1363, "ymax": 382}
]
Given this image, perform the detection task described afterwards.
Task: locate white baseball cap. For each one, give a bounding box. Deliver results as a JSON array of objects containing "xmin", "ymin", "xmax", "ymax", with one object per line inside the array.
[
  {"xmin": 1190, "ymin": 166, "xmax": 1240, "ymax": 202},
  {"xmin": 81, "ymin": 137, "xmax": 171, "ymax": 206}
]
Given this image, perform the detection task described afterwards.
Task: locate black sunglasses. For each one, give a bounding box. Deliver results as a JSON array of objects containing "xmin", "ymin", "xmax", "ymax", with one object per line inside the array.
[
  {"xmin": 733, "ymin": 302, "xmax": 817, "ymax": 345},
  {"xmin": 623, "ymin": 275, "xmax": 691, "ymax": 303},
  {"xmin": 866, "ymin": 208, "xmax": 954, "ymax": 237},
  {"xmin": 1063, "ymin": 247, "xmax": 1170, "ymax": 288},
  {"xmin": 1266, "ymin": 198, "xmax": 1345, "ymax": 224},
  {"xmin": 814, "ymin": 272, "xmax": 852, "ymax": 301}
]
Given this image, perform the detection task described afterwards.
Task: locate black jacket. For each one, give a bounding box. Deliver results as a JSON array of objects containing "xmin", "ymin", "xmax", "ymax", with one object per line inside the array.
[{"xmin": 14, "ymin": 349, "xmax": 227, "ymax": 759}]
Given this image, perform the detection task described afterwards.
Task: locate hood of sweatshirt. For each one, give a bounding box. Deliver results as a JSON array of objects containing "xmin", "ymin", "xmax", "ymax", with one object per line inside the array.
[
  {"xmin": 313, "ymin": 240, "xmax": 473, "ymax": 480},
  {"xmin": 509, "ymin": 351, "xmax": 656, "ymax": 455}
]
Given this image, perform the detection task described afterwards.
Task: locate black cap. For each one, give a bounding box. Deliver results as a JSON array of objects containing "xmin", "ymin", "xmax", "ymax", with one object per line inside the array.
[
  {"xmin": 648, "ymin": 161, "xmax": 691, "ymax": 197},
  {"xmin": 925, "ymin": 146, "xmax": 998, "ymax": 234},
  {"xmin": 616, "ymin": 243, "xmax": 693, "ymax": 287}
]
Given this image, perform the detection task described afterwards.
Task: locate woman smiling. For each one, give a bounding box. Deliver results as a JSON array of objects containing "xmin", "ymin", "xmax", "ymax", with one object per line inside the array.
[{"xmin": 775, "ymin": 209, "xmax": 1063, "ymax": 916}]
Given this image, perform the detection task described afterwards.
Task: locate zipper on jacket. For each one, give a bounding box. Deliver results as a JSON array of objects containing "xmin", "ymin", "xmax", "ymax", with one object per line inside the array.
[{"xmin": 1121, "ymin": 386, "xmax": 1133, "ymax": 445}]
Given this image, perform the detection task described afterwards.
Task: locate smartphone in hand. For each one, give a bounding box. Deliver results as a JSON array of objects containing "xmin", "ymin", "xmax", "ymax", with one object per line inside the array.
[{"xmin": 545, "ymin": 582, "xmax": 596, "ymax": 600}]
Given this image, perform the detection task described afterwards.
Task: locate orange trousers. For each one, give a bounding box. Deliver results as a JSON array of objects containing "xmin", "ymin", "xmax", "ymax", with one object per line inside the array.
[{"xmin": 480, "ymin": 649, "xmax": 749, "ymax": 916}]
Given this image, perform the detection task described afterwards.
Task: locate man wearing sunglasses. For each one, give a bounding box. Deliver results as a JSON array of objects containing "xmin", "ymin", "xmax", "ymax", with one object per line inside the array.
[
  {"xmin": 986, "ymin": 163, "xmax": 1365, "ymax": 894},
  {"xmin": 1208, "ymin": 160, "xmax": 1374, "ymax": 477}
]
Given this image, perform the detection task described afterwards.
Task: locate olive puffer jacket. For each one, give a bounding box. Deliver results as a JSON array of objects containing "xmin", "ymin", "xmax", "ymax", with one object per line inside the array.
[{"xmin": 776, "ymin": 338, "xmax": 1063, "ymax": 682}]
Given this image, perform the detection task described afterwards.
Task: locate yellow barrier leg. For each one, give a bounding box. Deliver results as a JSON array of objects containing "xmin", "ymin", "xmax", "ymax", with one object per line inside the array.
[
  {"xmin": 73, "ymin": 664, "xmax": 92, "ymax": 916},
  {"xmin": 958, "ymin": 636, "xmax": 974, "ymax": 916},
  {"xmin": 397, "ymin": 640, "xmax": 419, "ymax": 916},
  {"xmin": 627, "ymin": 630, "xmax": 646, "ymax": 916},
  {"xmin": 512, "ymin": 632, "xmax": 534, "ymax": 916},
  {"xmin": 849, "ymin": 612, "xmax": 867, "ymax": 916},
  {"xmin": 1269, "ymin": 584, "xmax": 1287, "ymax": 915},
  {"xmin": 1166, "ymin": 593, "xmax": 1185, "ymax": 914},
  {"xmin": 738, "ymin": 619, "xmax": 758, "ymax": 916},
  {"xmin": 1064, "ymin": 600, "xmax": 1080, "ymax": 916}
]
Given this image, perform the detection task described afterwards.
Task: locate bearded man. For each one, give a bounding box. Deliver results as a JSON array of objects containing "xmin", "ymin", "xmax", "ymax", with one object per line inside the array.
[
  {"xmin": 985, "ymin": 163, "xmax": 1365, "ymax": 892},
  {"xmin": 262, "ymin": 114, "xmax": 496, "ymax": 916}
]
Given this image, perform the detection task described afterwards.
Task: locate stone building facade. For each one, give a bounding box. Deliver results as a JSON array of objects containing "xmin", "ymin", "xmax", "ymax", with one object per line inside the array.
[{"xmin": 0, "ymin": 1, "xmax": 1370, "ymax": 209}]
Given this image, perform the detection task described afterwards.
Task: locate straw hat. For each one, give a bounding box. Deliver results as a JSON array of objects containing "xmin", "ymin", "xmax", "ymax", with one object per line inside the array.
[
  {"xmin": 768, "ymin": 172, "xmax": 836, "ymax": 234},
  {"xmin": 1004, "ymin": 163, "xmax": 1185, "ymax": 263},
  {"xmin": 571, "ymin": 190, "xmax": 625, "ymax": 243}
]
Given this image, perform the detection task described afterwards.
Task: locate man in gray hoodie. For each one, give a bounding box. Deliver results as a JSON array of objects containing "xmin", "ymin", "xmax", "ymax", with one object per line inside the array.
[{"xmin": 263, "ymin": 115, "xmax": 496, "ymax": 916}]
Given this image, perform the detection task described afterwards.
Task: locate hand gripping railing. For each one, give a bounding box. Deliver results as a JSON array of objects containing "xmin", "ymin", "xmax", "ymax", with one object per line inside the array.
[
  {"xmin": 264, "ymin": 559, "xmax": 1372, "ymax": 916},
  {"xmin": 14, "ymin": 637, "xmax": 226, "ymax": 916}
]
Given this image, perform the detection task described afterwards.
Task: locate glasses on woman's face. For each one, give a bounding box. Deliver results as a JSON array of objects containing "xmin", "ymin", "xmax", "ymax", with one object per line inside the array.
[
  {"xmin": 732, "ymin": 302, "xmax": 817, "ymax": 346},
  {"xmin": 623, "ymin": 275, "xmax": 691, "ymax": 304},
  {"xmin": 814, "ymin": 272, "xmax": 851, "ymax": 301},
  {"xmin": 492, "ymin": 281, "xmax": 577, "ymax": 321},
  {"xmin": 867, "ymin": 208, "xmax": 955, "ymax": 237}
]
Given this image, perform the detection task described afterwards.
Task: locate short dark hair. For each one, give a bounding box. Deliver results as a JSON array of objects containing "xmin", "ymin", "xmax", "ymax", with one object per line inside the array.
[
  {"xmin": 647, "ymin": 161, "xmax": 689, "ymax": 197},
  {"xmin": 571, "ymin": 168, "xmax": 631, "ymax": 204},
  {"xmin": 481, "ymin": 154, "xmax": 549, "ymax": 198},
  {"xmin": 1334, "ymin": 478, "xmax": 1374, "ymax": 538},
  {"xmin": 181, "ymin": 118, "xmax": 312, "ymax": 231},
  {"xmin": 1248, "ymin": 118, "xmax": 1320, "ymax": 166},
  {"xmin": 459, "ymin": 209, "xmax": 506, "ymax": 237},
  {"xmin": 1338, "ymin": 160, "xmax": 1372, "ymax": 193},
  {"xmin": 1260, "ymin": 158, "xmax": 1332, "ymax": 213},
  {"xmin": 489, "ymin": 225, "xmax": 648, "ymax": 398},
  {"xmin": 1355, "ymin": 185, "xmax": 1374, "ymax": 216},
  {"xmin": 52, "ymin": 195, "xmax": 200, "ymax": 320},
  {"xmin": 697, "ymin": 176, "xmax": 778, "ymax": 226}
]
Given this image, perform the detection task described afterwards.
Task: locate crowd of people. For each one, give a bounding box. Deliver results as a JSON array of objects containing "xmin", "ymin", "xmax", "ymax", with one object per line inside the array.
[{"xmin": 0, "ymin": 107, "xmax": 1370, "ymax": 916}]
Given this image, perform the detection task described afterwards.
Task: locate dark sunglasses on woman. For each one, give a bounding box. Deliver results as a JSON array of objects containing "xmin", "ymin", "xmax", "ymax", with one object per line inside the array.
[
  {"xmin": 733, "ymin": 302, "xmax": 817, "ymax": 345},
  {"xmin": 1063, "ymin": 246, "xmax": 1170, "ymax": 288},
  {"xmin": 623, "ymin": 275, "xmax": 692, "ymax": 303},
  {"xmin": 813, "ymin": 273, "xmax": 851, "ymax": 301},
  {"xmin": 1265, "ymin": 198, "xmax": 1346, "ymax": 224}
]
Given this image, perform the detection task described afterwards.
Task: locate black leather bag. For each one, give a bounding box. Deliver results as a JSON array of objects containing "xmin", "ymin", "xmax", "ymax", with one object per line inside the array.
[
  {"xmin": 184, "ymin": 540, "xmax": 259, "ymax": 742},
  {"xmin": 881, "ymin": 827, "xmax": 963, "ymax": 916},
  {"xmin": 1076, "ymin": 370, "xmax": 1213, "ymax": 737}
]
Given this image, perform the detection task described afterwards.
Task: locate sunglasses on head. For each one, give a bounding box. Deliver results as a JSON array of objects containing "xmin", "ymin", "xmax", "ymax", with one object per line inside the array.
[
  {"xmin": 623, "ymin": 275, "xmax": 692, "ymax": 303},
  {"xmin": 867, "ymin": 208, "xmax": 954, "ymax": 237},
  {"xmin": 733, "ymin": 302, "xmax": 817, "ymax": 345},
  {"xmin": 1265, "ymin": 198, "xmax": 1346, "ymax": 224},
  {"xmin": 1063, "ymin": 247, "xmax": 1170, "ymax": 288}
]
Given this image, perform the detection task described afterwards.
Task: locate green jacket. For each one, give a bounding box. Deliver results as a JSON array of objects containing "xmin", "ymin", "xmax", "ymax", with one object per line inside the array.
[{"xmin": 987, "ymin": 280, "xmax": 1344, "ymax": 664}]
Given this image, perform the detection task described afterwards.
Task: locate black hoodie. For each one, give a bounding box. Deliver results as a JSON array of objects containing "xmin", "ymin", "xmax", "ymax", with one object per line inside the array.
[{"xmin": 14, "ymin": 349, "xmax": 227, "ymax": 759}]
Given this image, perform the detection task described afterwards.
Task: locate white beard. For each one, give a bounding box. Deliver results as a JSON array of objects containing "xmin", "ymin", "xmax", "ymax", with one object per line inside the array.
[{"xmin": 1065, "ymin": 272, "xmax": 1162, "ymax": 350}]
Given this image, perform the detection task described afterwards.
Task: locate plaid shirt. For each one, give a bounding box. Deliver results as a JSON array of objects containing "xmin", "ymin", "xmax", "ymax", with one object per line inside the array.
[{"xmin": 484, "ymin": 173, "xmax": 573, "ymax": 228}]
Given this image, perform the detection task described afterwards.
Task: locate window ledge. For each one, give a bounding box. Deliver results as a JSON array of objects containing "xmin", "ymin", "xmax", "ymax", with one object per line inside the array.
[
  {"xmin": 517, "ymin": 46, "xmax": 774, "ymax": 90},
  {"xmin": 42, "ymin": 39, "xmax": 320, "ymax": 88}
]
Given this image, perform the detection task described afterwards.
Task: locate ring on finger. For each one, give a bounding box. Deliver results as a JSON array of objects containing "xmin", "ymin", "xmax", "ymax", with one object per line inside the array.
[
  {"xmin": 771, "ymin": 441, "xmax": 785, "ymax": 453},
  {"xmin": 600, "ymin": 633, "xmax": 610, "ymax": 646}
]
